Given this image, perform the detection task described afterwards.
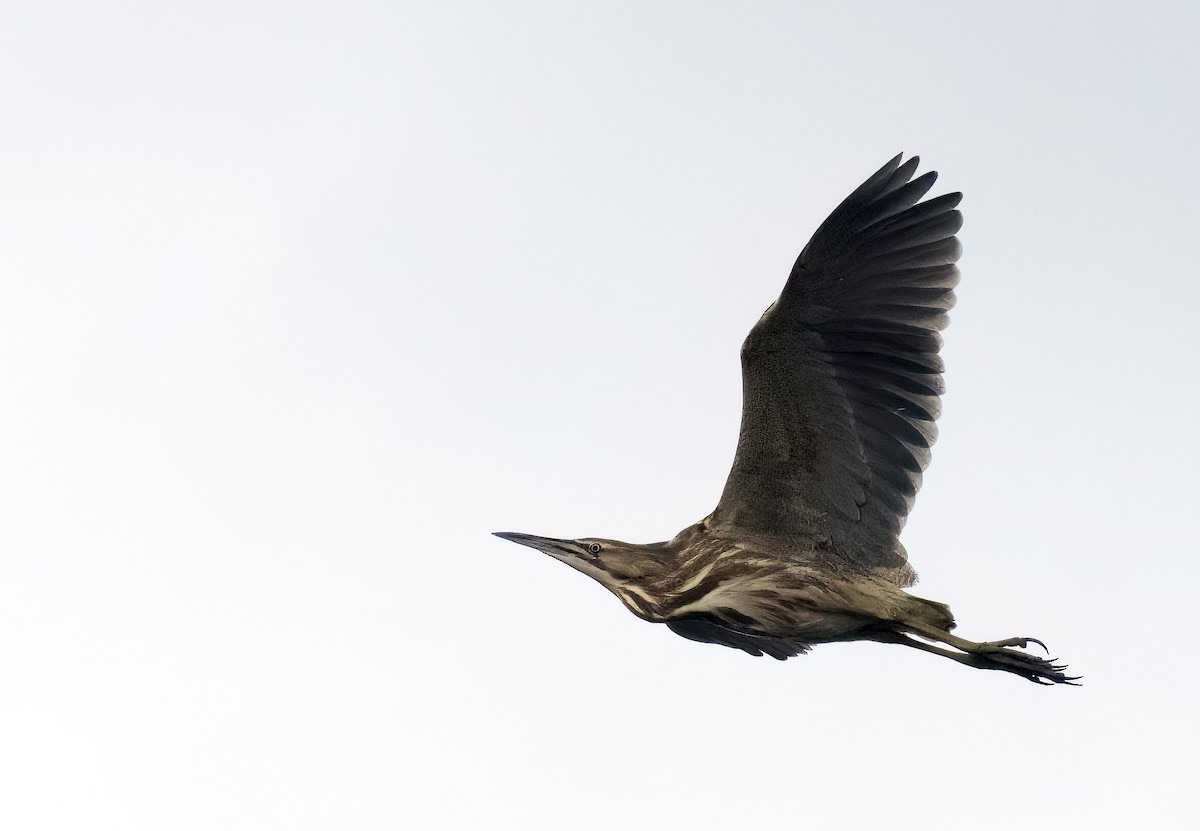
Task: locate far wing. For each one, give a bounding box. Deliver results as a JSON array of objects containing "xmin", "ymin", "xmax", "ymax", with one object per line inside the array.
[
  {"xmin": 666, "ymin": 619, "xmax": 810, "ymax": 660},
  {"xmin": 712, "ymin": 155, "xmax": 962, "ymax": 583}
]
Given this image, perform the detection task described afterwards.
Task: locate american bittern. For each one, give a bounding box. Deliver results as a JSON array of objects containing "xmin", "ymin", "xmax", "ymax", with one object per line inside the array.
[{"xmin": 497, "ymin": 155, "xmax": 1077, "ymax": 685}]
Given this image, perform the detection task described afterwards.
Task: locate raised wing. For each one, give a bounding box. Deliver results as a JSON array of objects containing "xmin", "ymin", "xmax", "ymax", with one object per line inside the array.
[{"xmin": 712, "ymin": 154, "xmax": 962, "ymax": 583}]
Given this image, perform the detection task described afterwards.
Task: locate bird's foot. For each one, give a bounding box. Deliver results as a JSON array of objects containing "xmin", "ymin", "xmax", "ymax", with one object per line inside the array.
[
  {"xmin": 897, "ymin": 621, "xmax": 1081, "ymax": 685},
  {"xmin": 969, "ymin": 638, "xmax": 1080, "ymax": 686},
  {"xmin": 976, "ymin": 636, "xmax": 1047, "ymax": 653}
]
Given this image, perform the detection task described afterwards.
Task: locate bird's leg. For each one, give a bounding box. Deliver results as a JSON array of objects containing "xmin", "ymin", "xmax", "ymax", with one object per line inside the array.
[
  {"xmin": 907, "ymin": 625, "xmax": 1046, "ymax": 656},
  {"xmin": 880, "ymin": 633, "xmax": 1009, "ymax": 672},
  {"xmin": 886, "ymin": 623, "xmax": 1080, "ymax": 685}
]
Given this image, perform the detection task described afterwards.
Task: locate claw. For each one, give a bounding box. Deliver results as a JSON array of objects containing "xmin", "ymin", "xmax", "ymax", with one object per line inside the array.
[
  {"xmin": 979, "ymin": 636, "xmax": 1050, "ymax": 653},
  {"xmin": 977, "ymin": 644, "xmax": 1080, "ymax": 685}
]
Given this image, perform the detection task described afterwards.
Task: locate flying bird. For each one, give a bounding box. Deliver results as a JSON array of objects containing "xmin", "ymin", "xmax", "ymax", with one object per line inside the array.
[{"xmin": 496, "ymin": 155, "xmax": 1077, "ymax": 685}]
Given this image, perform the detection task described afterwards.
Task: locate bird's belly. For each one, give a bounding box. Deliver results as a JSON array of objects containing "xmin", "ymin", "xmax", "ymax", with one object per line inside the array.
[
  {"xmin": 743, "ymin": 605, "xmax": 870, "ymax": 642},
  {"xmin": 669, "ymin": 574, "xmax": 874, "ymax": 643}
]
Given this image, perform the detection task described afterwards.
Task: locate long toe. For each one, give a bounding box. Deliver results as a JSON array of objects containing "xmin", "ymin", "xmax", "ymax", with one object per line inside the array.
[
  {"xmin": 978, "ymin": 637, "xmax": 1048, "ymax": 653},
  {"xmin": 974, "ymin": 647, "xmax": 1081, "ymax": 685}
]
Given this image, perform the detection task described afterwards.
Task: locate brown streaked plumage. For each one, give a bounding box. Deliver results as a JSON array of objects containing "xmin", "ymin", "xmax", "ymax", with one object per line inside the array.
[{"xmin": 496, "ymin": 155, "xmax": 1078, "ymax": 685}]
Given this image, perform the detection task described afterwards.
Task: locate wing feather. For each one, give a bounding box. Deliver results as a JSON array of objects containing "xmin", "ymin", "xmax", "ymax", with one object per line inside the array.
[{"xmin": 712, "ymin": 155, "xmax": 962, "ymax": 584}]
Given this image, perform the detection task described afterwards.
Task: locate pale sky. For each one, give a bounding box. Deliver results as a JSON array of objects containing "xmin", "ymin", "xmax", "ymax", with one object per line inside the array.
[{"xmin": 3, "ymin": 2, "xmax": 1198, "ymax": 829}]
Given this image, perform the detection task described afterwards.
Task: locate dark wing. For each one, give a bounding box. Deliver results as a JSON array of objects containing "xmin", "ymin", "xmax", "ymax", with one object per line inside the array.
[
  {"xmin": 712, "ymin": 154, "xmax": 962, "ymax": 584},
  {"xmin": 666, "ymin": 619, "xmax": 810, "ymax": 661}
]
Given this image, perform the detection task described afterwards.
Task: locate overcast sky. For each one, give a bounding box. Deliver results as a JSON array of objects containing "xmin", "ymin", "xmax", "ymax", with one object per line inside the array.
[{"xmin": 3, "ymin": 2, "xmax": 1198, "ymax": 829}]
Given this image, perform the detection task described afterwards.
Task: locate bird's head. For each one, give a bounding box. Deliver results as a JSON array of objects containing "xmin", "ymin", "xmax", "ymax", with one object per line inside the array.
[{"xmin": 493, "ymin": 531, "xmax": 674, "ymax": 620}]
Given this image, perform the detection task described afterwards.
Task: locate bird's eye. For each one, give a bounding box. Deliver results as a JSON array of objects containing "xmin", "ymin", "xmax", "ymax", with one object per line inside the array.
[{"xmin": 587, "ymin": 543, "xmax": 602, "ymax": 555}]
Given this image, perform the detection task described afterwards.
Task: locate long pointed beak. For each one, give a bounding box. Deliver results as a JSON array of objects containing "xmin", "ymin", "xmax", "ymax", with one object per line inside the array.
[{"xmin": 493, "ymin": 531, "xmax": 581, "ymax": 559}]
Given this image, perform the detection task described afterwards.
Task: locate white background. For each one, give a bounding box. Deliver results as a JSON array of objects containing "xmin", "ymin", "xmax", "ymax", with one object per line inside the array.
[{"xmin": 3, "ymin": 2, "xmax": 1197, "ymax": 829}]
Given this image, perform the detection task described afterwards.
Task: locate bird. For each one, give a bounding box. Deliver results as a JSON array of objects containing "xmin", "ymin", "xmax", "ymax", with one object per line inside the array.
[{"xmin": 496, "ymin": 154, "xmax": 1078, "ymax": 685}]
